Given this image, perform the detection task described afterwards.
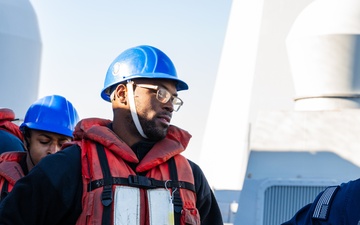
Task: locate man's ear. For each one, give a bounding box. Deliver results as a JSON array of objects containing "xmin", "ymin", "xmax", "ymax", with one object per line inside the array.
[{"xmin": 113, "ymin": 84, "xmax": 127, "ymax": 104}]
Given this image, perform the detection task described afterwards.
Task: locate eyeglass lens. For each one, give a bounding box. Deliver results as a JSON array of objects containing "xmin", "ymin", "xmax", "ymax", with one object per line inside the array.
[{"xmin": 157, "ymin": 88, "xmax": 182, "ymax": 111}]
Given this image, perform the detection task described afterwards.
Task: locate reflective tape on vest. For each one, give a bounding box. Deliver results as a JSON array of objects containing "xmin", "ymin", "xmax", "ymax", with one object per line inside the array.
[
  {"xmin": 113, "ymin": 186, "xmax": 140, "ymax": 224},
  {"xmin": 148, "ymin": 189, "xmax": 174, "ymax": 225},
  {"xmin": 113, "ymin": 186, "xmax": 175, "ymax": 225}
]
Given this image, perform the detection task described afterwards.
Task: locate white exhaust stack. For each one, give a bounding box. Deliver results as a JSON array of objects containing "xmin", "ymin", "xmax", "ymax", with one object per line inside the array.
[
  {"xmin": 286, "ymin": 0, "xmax": 360, "ymax": 110},
  {"xmin": 0, "ymin": 0, "xmax": 42, "ymax": 119}
]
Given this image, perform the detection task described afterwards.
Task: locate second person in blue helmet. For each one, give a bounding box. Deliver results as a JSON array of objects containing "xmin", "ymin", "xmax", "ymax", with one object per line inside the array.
[
  {"xmin": 0, "ymin": 95, "xmax": 79, "ymax": 202},
  {"xmin": 0, "ymin": 45, "xmax": 223, "ymax": 225}
]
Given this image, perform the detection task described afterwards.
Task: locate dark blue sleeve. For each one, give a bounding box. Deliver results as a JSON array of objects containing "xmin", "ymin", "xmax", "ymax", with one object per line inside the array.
[
  {"xmin": 0, "ymin": 145, "xmax": 82, "ymax": 225},
  {"xmin": 282, "ymin": 179, "xmax": 360, "ymax": 224},
  {"xmin": 188, "ymin": 160, "xmax": 224, "ymax": 225},
  {"xmin": 0, "ymin": 130, "xmax": 25, "ymax": 153},
  {"xmin": 281, "ymin": 201, "xmax": 319, "ymax": 225}
]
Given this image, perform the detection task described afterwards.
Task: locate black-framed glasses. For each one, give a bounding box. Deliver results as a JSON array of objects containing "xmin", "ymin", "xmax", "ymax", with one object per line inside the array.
[{"xmin": 136, "ymin": 84, "xmax": 183, "ymax": 112}]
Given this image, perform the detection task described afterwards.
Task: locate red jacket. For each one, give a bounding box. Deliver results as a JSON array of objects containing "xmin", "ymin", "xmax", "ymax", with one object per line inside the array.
[{"xmin": 68, "ymin": 118, "xmax": 200, "ymax": 225}]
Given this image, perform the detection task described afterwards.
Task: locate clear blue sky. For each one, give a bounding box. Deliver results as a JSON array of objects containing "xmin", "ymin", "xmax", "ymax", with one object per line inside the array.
[{"xmin": 29, "ymin": 0, "xmax": 232, "ymax": 162}]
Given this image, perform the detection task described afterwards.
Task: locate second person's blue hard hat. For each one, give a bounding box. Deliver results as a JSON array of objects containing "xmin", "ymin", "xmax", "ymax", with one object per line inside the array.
[{"xmin": 20, "ymin": 95, "xmax": 79, "ymax": 138}]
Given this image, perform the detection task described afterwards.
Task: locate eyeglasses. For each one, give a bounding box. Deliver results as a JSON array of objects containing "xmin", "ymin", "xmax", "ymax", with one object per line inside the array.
[{"xmin": 135, "ymin": 84, "xmax": 183, "ymax": 112}]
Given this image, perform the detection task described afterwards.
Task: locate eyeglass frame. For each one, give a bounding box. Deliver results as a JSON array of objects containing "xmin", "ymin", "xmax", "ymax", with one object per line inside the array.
[{"xmin": 135, "ymin": 83, "xmax": 184, "ymax": 112}]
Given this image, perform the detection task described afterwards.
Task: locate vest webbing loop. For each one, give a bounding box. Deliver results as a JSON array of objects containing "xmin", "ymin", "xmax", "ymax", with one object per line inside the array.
[
  {"xmin": 168, "ymin": 157, "xmax": 182, "ymax": 225},
  {"xmin": 96, "ymin": 142, "xmax": 112, "ymax": 225}
]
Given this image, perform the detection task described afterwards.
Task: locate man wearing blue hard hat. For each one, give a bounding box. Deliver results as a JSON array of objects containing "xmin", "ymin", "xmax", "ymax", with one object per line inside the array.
[
  {"xmin": 0, "ymin": 95, "xmax": 79, "ymax": 202},
  {"xmin": 0, "ymin": 45, "xmax": 223, "ymax": 225}
]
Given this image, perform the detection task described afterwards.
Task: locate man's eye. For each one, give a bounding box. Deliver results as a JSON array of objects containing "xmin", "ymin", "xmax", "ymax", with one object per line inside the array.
[{"xmin": 159, "ymin": 89, "xmax": 169, "ymax": 98}]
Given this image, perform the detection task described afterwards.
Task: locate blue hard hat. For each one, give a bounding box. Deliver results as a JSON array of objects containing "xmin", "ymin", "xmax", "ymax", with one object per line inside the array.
[
  {"xmin": 20, "ymin": 95, "xmax": 80, "ymax": 138},
  {"xmin": 100, "ymin": 45, "xmax": 189, "ymax": 102}
]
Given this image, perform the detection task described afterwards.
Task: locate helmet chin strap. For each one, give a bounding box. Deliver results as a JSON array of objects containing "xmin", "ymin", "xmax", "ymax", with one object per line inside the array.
[{"xmin": 126, "ymin": 81, "xmax": 148, "ymax": 139}]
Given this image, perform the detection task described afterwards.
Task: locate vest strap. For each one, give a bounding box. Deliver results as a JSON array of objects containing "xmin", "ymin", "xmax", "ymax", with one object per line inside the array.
[
  {"xmin": 96, "ymin": 142, "xmax": 112, "ymax": 225},
  {"xmin": 168, "ymin": 157, "xmax": 182, "ymax": 225},
  {"xmin": 88, "ymin": 175, "xmax": 196, "ymax": 192}
]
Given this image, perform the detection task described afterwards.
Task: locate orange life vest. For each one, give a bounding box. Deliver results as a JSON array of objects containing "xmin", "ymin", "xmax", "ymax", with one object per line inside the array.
[
  {"xmin": 69, "ymin": 118, "xmax": 200, "ymax": 225},
  {"xmin": 0, "ymin": 151, "xmax": 26, "ymax": 200}
]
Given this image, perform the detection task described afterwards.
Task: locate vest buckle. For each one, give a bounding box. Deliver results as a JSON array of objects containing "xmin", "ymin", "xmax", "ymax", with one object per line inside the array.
[{"xmin": 128, "ymin": 175, "xmax": 156, "ymax": 188}]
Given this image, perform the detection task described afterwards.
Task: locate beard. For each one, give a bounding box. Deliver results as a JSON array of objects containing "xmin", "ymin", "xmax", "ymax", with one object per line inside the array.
[
  {"xmin": 139, "ymin": 115, "xmax": 168, "ymax": 141},
  {"xmin": 130, "ymin": 98, "xmax": 169, "ymax": 141}
]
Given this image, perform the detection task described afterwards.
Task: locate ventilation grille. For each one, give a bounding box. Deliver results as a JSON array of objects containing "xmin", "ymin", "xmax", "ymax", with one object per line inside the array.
[{"xmin": 263, "ymin": 185, "xmax": 327, "ymax": 224}]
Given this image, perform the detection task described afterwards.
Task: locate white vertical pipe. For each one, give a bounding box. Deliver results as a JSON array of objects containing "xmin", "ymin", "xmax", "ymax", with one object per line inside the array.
[{"xmin": 200, "ymin": 0, "xmax": 265, "ymax": 190}]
